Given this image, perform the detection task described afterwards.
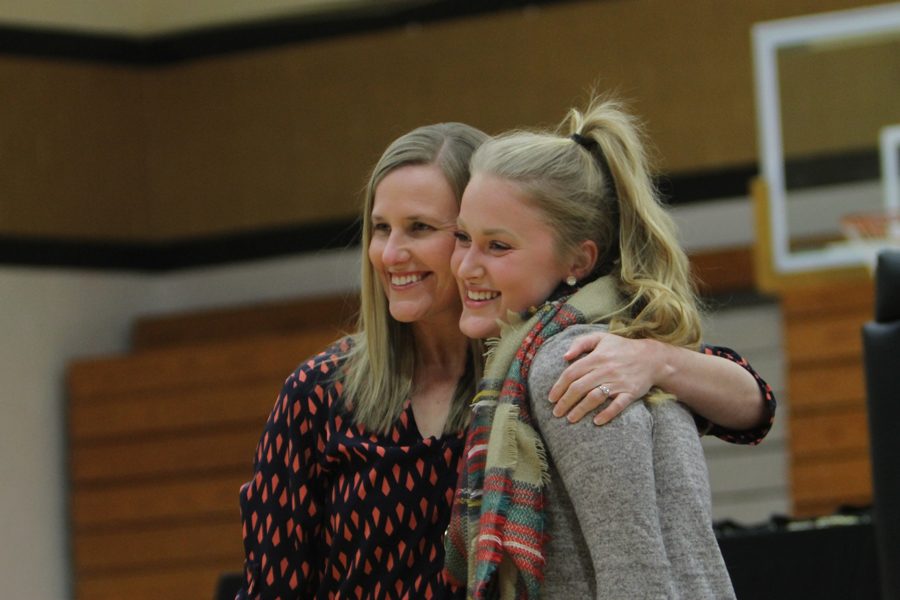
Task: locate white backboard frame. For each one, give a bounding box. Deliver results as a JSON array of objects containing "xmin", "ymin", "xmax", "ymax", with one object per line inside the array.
[
  {"xmin": 882, "ymin": 124, "xmax": 900, "ymax": 209},
  {"xmin": 752, "ymin": 3, "xmax": 900, "ymax": 274}
]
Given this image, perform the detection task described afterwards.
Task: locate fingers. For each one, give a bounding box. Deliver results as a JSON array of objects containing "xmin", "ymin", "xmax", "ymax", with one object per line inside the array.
[
  {"xmin": 551, "ymin": 370, "xmax": 605, "ymax": 417},
  {"xmin": 548, "ymin": 358, "xmax": 596, "ymax": 404},
  {"xmin": 561, "ymin": 383, "xmax": 607, "ymax": 423},
  {"xmin": 562, "ymin": 331, "xmax": 607, "ymax": 361},
  {"xmin": 593, "ymin": 394, "xmax": 634, "ymax": 426},
  {"xmin": 555, "ymin": 385, "xmax": 636, "ymax": 427}
]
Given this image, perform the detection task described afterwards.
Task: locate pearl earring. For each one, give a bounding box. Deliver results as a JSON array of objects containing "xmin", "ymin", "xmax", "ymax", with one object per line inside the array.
[{"xmin": 566, "ymin": 275, "xmax": 577, "ymax": 287}]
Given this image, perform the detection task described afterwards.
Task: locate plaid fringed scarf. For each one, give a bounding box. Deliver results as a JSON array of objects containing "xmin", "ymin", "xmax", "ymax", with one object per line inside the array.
[{"xmin": 444, "ymin": 276, "xmax": 622, "ymax": 599}]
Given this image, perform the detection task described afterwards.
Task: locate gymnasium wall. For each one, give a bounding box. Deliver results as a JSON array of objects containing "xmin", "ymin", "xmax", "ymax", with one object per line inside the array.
[
  {"xmin": 0, "ymin": 0, "xmax": 886, "ymax": 242},
  {"xmin": 0, "ymin": 0, "xmax": 887, "ymax": 598}
]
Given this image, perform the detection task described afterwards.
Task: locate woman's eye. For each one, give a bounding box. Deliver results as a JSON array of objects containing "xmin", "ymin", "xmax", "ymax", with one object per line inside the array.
[
  {"xmin": 411, "ymin": 221, "xmax": 434, "ymax": 232},
  {"xmin": 453, "ymin": 231, "xmax": 471, "ymax": 245},
  {"xmin": 489, "ymin": 241, "xmax": 511, "ymax": 251},
  {"xmin": 372, "ymin": 223, "xmax": 390, "ymax": 234}
]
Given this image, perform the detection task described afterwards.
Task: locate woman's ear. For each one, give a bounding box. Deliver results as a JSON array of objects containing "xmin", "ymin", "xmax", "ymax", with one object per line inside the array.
[{"xmin": 570, "ymin": 240, "xmax": 599, "ymax": 280}]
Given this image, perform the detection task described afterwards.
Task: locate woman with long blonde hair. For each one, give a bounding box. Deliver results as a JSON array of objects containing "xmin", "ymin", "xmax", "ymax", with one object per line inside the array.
[{"xmin": 445, "ymin": 97, "xmax": 749, "ymax": 598}]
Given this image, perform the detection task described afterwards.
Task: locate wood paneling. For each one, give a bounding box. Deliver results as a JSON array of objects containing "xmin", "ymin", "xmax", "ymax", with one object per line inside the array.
[
  {"xmin": 790, "ymin": 409, "xmax": 870, "ymax": 459},
  {"xmin": 75, "ymin": 519, "xmax": 238, "ymax": 572},
  {"xmin": 70, "ymin": 381, "xmax": 280, "ymax": 440},
  {"xmin": 76, "ymin": 561, "xmax": 235, "ymax": 600},
  {"xmin": 72, "ymin": 472, "xmax": 243, "ymax": 528},
  {"xmin": 71, "ymin": 426, "xmax": 261, "ymax": 483},
  {"xmin": 68, "ymin": 304, "xmax": 351, "ymax": 599},
  {"xmin": 690, "ymin": 246, "xmax": 756, "ymax": 295},
  {"xmin": 789, "ymin": 361, "xmax": 866, "ymax": 411},
  {"xmin": 782, "ymin": 280, "xmax": 875, "ymax": 517},
  {"xmin": 131, "ymin": 294, "xmax": 359, "ymax": 350},
  {"xmin": 69, "ymin": 327, "xmax": 339, "ymax": 397},
  {"xmin": 792, "ymin": 453, "xmax": 873, "ymax": 517}
]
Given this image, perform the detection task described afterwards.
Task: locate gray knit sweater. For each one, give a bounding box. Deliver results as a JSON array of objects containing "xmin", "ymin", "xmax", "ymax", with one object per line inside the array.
[{"xmin": 527, "ymin": 324, "xmax": 735, "ymax": 599}]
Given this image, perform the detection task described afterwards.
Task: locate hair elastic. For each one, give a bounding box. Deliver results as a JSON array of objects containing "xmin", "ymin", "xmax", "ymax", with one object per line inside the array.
[
  {"xmin": 570, "ymin": 132, "xmax": 621, "ymax": 276},
  {"xmin": 570, "ymin": 132, "xmax": 598, "ymax": 151},
  {"xmin": 570, "ymin": 133, "xmax": 619, "ymax": 203}
]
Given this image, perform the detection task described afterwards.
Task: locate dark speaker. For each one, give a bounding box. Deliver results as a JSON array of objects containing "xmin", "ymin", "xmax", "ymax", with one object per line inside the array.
[{"xmin": 862, "ymin": 250, "xmax": 900, "ymax": 600}]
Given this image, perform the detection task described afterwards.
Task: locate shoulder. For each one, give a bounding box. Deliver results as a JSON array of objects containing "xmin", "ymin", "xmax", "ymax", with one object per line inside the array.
[
  {"xmin": 292, "ymin": 336, "xmax": 352, "ymax": 380},
  {"xmin": 280, "ymin": 336, "xmax": 353, "ymax": 406},
  {"xmin": 532, "ymin": 324, "xmax": 607, "ymax": 368},
  {"xmin": 527, "ymin": 324, "xmax": 607, "ymax": 392}
]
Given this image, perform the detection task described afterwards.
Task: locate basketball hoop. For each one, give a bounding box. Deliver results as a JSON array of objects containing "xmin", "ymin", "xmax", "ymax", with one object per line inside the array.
[{"xmin": 841, "ymin": 209, "xmax": 900, "ymax": 272}]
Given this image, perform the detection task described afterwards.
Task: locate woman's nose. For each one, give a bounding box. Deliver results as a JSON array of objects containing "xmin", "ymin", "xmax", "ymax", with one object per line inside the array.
[
  {"xmin": 382, "ymin": 231, "xmax": 410, "ymax": 265},
  {"xmin": 455, "ymin": 246, "xmax": 482, "ymax": 280}
]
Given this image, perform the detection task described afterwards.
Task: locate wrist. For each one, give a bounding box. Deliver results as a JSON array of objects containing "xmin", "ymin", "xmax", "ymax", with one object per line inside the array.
[
  {"xmin": 652, "ymin": 338, "xmax": 681, "ymax": 391},
  {"xmin": 641, "ymin": 337, "xmax": 674, "ymax": 389}
]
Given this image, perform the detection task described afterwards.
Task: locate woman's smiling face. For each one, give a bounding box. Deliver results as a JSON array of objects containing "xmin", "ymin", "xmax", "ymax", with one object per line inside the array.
[
  {"xmin": 451, "ymin": 174, "xmax": 572, "ymax": 339},
  {"xmin": 368, "ymin": 164, "xmax": 462, "ymax": 328}
]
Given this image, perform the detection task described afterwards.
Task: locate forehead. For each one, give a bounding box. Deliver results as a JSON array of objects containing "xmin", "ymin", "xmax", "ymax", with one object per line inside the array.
[
  {"xmin": 460, "ymin": 174, "xmax": 539, "ymax": 220},
  {"xmin": 372, "ymin": 164, "xmax": 458, "ymax": 218}
]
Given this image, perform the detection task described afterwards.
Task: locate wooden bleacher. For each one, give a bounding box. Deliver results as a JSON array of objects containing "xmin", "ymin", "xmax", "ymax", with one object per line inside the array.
[
  {"xmin": 783, "ymin": 282, "xmax": 875, "ymax": 516},
  {"xmin": 67, "ymin": 295, "xmax": 357, "ymax": 600}
]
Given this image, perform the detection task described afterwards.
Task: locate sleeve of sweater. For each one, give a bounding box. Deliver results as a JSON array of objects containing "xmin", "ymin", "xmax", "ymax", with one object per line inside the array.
[{"xmin": 527, "ymin": 325, "xmax": 677, "ymax": 597}]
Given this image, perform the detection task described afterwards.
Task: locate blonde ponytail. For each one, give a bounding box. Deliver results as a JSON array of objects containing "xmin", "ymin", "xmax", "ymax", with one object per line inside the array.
[
  {"xmin": 471, "ymin": 95, "xmax": 702, "ymax": 349},
  {"xmin": 569, "ymin": 97, "xmax": 702, "ymax": 348}
]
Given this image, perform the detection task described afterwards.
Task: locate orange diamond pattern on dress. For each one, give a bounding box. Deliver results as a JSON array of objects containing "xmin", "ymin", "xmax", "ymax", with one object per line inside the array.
[{"xmin": 237, "ymin": 338, "xmax": 465, "ymax": 599}]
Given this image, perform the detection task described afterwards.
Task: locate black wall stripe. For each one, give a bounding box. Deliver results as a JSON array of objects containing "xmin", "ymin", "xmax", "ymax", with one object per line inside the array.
[
  {"xmin": 0, "ymin": 0, "xmax": 589, "ymax": 65},
  {"xmin": 0, "ymin": 152, "xmax": 881, "ymax": 272},
  {"xmin": 0, "ymin": 218, "xmax": 361, "ymax": 272}
]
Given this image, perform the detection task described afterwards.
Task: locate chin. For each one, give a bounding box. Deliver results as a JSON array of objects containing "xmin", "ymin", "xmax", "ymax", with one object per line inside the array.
[
  {"xmin": 388, "ymin": 307, "xmax": 420, "ymax": 323},
  {"xmin": 459, "ymin": 317, "xmax": 495, "ymax": 340}
]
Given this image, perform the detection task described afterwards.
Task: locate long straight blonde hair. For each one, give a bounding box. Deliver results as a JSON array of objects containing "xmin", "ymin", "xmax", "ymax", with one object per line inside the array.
[
  {"xmin": 343, "ymin": 123, "xmax": 488, "ymax": 435},
  {"xmin": 470, "ymin": 96, "xmax": 702, "ymax": 349}
]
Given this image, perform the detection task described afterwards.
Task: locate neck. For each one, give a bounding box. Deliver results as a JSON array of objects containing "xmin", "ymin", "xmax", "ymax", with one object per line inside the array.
[{"xmin": 411, "ymin": 318, "xmax": 469, "ymax": 379}]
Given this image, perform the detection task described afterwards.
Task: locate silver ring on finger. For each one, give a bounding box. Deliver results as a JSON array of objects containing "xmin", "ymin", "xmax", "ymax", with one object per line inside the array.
[{"xmin": 595, "ymin": 383, "xmax": 612, "ymax": 398}]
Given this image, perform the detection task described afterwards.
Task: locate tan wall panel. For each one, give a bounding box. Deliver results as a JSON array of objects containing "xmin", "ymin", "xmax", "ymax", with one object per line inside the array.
[
  {"xmin": 0, "ymin": 57, "xmax": 149, "ymax": 238},
  {"xmin": 0, "ymin": 0, "xmax": 885, "ymax": 240},
  {"xmin": 147, "ymin": 0, "xmax": 876, "ymax": 238}
]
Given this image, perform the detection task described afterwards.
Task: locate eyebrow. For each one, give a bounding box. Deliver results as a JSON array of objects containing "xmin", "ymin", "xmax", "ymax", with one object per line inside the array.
[
  {"xmin": 372, "ymin": 213, "xmax": 438, "ymax": 221},
  {"xmin": 457, "ymin": 218, "xmax": 517, "ymax": 239},
  {"xmin": 482, "ymin": 227, "xmax": 515, "ymax": 236},
  {"xmin": 372, "ymin": 213, "xmax": 457, "ymax": 229}
]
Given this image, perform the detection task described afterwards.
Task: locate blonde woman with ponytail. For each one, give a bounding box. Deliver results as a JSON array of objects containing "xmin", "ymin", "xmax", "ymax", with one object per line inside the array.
[{"xmin": 445, "ymin": 97, "xmax": 770, "ymax": 599}]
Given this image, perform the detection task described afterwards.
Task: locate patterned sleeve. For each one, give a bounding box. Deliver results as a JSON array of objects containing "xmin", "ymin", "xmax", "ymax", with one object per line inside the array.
[
  {"xmin": 695, "ymin": 344, "xmax": 777, "ymax": 445},
  {"xmin": 236, "ymin": 341, "xmax": 347, "ymax": 599}
]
